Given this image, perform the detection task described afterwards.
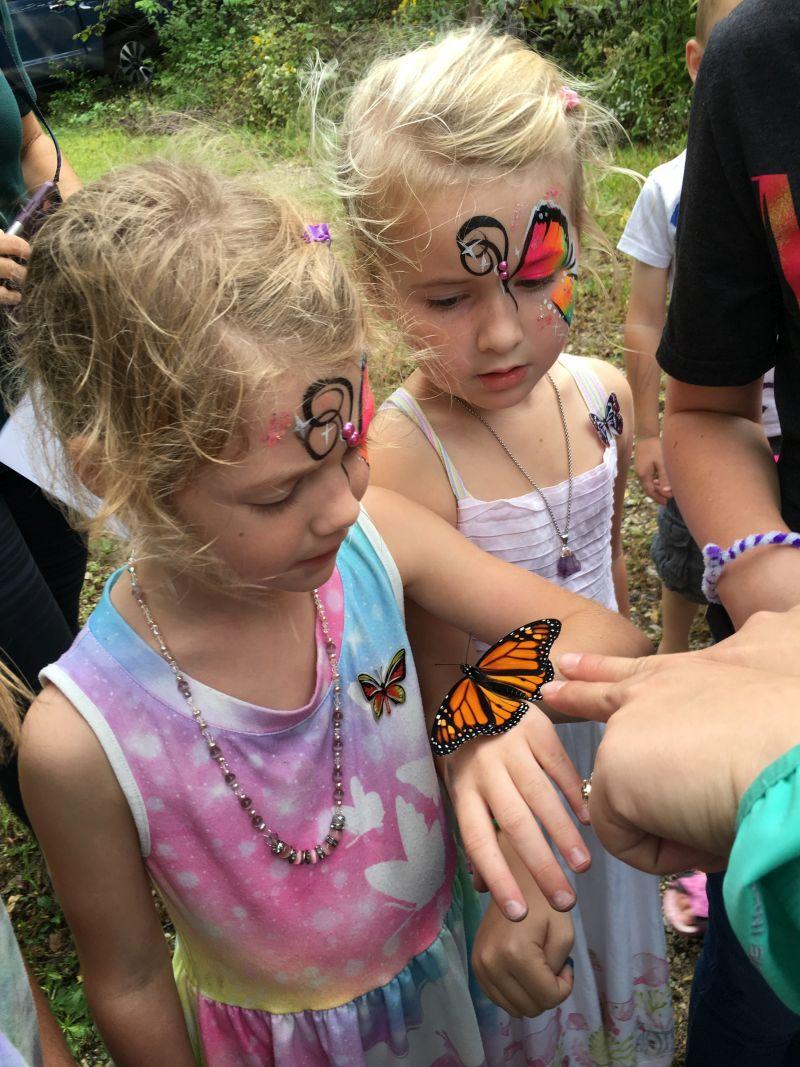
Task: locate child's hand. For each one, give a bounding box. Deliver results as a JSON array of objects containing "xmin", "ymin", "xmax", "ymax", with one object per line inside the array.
[
  {"xmin": 472, "ymin": 842, "xmax": 575, "ymax": 1018},
  {"xmin": 634, "ymin": 435, "xmax": 672, "ymax": 505},
  {"xmin": 440, "ymin": 707, "xmax": 591, "ymax": 918}
]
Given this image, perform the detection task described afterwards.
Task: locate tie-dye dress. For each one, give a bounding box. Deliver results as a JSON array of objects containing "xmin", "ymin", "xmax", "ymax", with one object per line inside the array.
[{"xmin": 42, "ymin": 512, "xmax": 506, "ymax": 1067}]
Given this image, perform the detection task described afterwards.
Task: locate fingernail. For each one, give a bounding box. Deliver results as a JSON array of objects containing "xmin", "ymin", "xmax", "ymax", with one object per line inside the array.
[
  {"xmin": 569, "ymin": 847, "xmax": 590, "ymax": 869},
  {"xmin": 541, "ymin": 680, "xmax": 565, "ymax": 696},
  {"xmin": 557, "ymin": 652, "xmax": 582, "ymax": 671},
  {"xmin": 505, "ymin": 899, "xmax": 527, "ymax": 921},
  {"xmin": 552, "ymin": 889, "xmax": 575, "ymax": 911}
]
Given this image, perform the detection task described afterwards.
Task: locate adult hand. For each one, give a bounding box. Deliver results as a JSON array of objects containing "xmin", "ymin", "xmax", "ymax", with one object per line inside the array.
[
  {"xmin": 634, "ymin": 435, "xmax": 672, "ymax": 505},
  {"xmin": 695, "ymin": 604, "xmax": 800, "ymax": 677},
  {"xmin": 541, "ymin": 655, "xmax": 800, "ymax": 874},
  {"xmin": 0, "ymin": 230, "xmax": 30, "ymax": 305}
]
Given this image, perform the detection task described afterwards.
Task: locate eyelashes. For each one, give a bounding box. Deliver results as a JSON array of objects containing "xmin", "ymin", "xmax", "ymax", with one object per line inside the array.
[{"xmin": 424, "ymin": 275, "xmax": 556, "ymax": 312}]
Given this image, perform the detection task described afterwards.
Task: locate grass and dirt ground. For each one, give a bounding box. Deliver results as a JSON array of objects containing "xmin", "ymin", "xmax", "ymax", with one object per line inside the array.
[{"xmin": 0, "ymin": 121, "xmax": 705, "ymax": 1065}]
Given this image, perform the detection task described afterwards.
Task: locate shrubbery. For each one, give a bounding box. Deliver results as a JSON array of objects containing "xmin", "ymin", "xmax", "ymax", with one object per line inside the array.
[{"xmin": 77, "ymin": 0, "xmax": 699, "ymax": 142}]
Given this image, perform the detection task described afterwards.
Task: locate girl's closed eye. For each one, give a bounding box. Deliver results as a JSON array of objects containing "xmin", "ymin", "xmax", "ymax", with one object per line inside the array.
[
  {"xmin": 425, "ymin": 293, "xmax": 468, "ymax": 311},
  {"xmin": 248, "ymin": 483, "xmax": 300, "ymax": 512},
  {"xmin": 514, "ymin": 275, "xmax": 555, "ymax": 292}
]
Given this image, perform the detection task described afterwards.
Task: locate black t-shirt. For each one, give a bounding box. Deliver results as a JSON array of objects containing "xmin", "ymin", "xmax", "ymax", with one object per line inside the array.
[{"xmin": 657, "ymin": 0, "xmax": 800, "ymax": 529}]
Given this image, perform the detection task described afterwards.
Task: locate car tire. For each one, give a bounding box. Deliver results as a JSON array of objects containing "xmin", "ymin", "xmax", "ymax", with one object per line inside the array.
[{"xmin": 104, "ymin": 31, "xmax": 157, "ymax": 86}]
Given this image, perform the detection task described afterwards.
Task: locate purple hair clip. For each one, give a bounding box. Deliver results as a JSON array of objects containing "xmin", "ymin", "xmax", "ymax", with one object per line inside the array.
[
  {"xmin": 303, "ymin": 222, "xmax": 332, "ymax": 245},
  {"xmin": 560, "ymin": 87, "xmax": 580, "ymax": 113}
]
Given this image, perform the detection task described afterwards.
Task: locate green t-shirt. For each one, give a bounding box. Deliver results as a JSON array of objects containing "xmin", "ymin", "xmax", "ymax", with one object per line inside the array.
[
  {"xmin": 724, "ymin": 744, "xmax": 800, "ymax": 1013},
  {"xmin": 0, "ymin": 0, "xmax": 35, "ymax": 228}
]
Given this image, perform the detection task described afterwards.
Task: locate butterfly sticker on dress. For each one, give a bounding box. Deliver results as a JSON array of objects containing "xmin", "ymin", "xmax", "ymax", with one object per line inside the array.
[
  {"xmin": 430, "ymin": 619, "xmax": 560, "ymax": 756},
  {"xmin": 358, "ymin": 647, "xmax": 407, "ymax": 722},
  {"xmin": 590, "ymin": 393, "xmax": 624, "ymax": 447}
]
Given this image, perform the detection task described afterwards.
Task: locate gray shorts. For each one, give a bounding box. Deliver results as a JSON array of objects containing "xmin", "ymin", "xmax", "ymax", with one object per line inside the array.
[{"xmin": 650, "ymin": 497, "xmax": 706, "ymax": 604}]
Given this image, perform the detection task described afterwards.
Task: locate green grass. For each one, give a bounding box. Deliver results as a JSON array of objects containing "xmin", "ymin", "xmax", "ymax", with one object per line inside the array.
[{"xmin": 0, "ymin": 122, "xmax": 700, "ymax": 1064}]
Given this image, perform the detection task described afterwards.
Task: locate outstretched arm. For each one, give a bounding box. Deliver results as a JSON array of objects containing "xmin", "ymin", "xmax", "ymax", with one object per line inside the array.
[{"xmin": 365, "ymin": 486, "xmax": 651, "ymax": 917}]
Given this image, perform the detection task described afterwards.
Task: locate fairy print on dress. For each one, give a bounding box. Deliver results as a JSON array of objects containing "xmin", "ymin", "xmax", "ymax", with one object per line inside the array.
[{"xmin": 456, "ymin": 201, "xmax": 578, "ymax": 322}]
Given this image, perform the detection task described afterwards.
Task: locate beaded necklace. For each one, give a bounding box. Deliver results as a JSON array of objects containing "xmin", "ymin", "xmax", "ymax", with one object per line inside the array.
[{"xmin": 127, "ymin": 559, "xmax": 346, "ymax": 867}]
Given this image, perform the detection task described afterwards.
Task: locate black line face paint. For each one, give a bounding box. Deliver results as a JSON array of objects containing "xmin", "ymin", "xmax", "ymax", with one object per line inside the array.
[
  {"xmin": 294, "ymin": 377, "xmax": 354, "ymax": 461},
  {"xmin": 455, "ymin": 202, "xmax": 578, "ymax": 323},
  {"xmin": 293, "ymin": 354, "xmax": 374, "ymax": 463}
]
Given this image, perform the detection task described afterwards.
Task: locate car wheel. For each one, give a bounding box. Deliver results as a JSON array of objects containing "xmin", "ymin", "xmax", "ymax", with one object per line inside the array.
[{"xmin": 106, "ymin": 33, "xmax": 156, "ymax": 86}]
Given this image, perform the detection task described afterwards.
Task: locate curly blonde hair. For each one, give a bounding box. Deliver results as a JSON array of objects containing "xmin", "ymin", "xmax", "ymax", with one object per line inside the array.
[
  {"xmin": 0, "ymin": 662, "xmax": 28, "ymax": 754},
  {"xmin": 324, "ymin": 25, "xmax": 617, "ymax": 285},
  {"xmin": 14, "ymin": 159, "xmax": 366, "ymax": 570}
]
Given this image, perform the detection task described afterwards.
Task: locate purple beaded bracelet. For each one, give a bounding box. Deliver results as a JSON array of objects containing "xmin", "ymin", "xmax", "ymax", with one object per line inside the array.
[{"xmin": 702, "ymin": 531, "xmax": 800, "ymax": 604}]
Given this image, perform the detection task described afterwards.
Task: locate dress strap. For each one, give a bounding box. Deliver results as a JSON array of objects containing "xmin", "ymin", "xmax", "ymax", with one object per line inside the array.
[
  {"xmin": 381, "ymin": 388, "xmax": 470, "ymax": 500},
  {"xmin": 559, "ymin": 353, "xmax": 611, "ymax": 419}
]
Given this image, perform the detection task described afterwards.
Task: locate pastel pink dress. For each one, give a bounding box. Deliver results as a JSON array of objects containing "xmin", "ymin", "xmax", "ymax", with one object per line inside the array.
[
  {"xmin": 42, "ymin": 514, "xmax": 507, "ymax": 1066},
  {"xmin": 384, "ymin": 355, "xmax": 675, "ymax": 1066}
]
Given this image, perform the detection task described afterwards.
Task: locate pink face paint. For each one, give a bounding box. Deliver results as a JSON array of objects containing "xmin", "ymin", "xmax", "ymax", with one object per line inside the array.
[{"xmin": 261, "ymin": 412, "xmax": 294, "ymax": 446}]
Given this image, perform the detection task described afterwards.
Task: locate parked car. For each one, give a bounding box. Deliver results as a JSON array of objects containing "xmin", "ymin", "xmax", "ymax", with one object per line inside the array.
[{"xmin": 8, "ymin": 0, "xmax": 160, "ymax": 85}]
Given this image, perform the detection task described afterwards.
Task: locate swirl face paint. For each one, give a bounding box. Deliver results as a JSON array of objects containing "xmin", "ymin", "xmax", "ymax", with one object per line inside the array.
[
  {"xmin": 456, "ymin": 202, "xmax": 578, "ymax": 324},
  {"xmin": 293, "ymin": 354, "xmax": 374, "ymax": 462}
]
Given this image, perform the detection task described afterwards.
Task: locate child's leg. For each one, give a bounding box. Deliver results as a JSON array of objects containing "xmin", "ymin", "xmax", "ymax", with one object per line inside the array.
[{"xmin": 657, "ymin": 586, "xmax": 699, "ymax": 654}]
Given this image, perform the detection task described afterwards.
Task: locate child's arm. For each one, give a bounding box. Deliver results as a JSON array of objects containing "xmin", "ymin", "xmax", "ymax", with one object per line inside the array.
[
  {"xmin": 20, "ymin": 688, "xmax": 196, "ymax": 1067},
  {"xmin": 364, "ymin": 486, "xmax": 652, "ymax": 915},
  {"xmin": 472, "ymin": 832, "xmax": 574, "ymax": 1018},
  {"xmin": 623, "ymin": 260, "xmax": 671, "ymax": 506}
]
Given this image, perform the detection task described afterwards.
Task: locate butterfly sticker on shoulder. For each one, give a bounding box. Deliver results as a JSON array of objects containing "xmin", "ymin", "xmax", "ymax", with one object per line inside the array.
[
  {"xmin": 590, "ymin": 393, "xmax": 624, "ymax": 447},
  {"xmin": 358, "ymin": 648, "xmax": 407, "ymax": 722},
  {"xmin": 430, "ymin": 619, "xmax": 561, "ymax": 756}
]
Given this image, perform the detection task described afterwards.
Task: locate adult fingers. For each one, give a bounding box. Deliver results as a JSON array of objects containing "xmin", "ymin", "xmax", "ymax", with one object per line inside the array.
[
  {"xmin": 554, "ymin": 650, "xmax": 662, "ymax": 682},
  {"xmin": 455, "ymin": 793, "xmax": 527, "ymax": 921},
  {"xmin": 0, "ymin": 233, "xmax": 31, "ymax": 260},
  {"xmin": 540, "ymin": 678, "xmax": 623, "ymax": 723},
  {"xmin": 0, "ymin": 285, "xmax": 21, "ymax": 306},
  {"xmin": 0, "ymin": 254, "xmax": 26, "ymax": 286}
]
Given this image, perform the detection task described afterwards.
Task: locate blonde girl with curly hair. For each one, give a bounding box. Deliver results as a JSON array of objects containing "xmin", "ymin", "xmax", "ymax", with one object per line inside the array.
[
  {"xmin": 14, "ymin": 158, "xmax": 647, "ymax": 1065},
  {"xmin": 331, "ymin": 26, "xmax": 674, "ymax": 1065}
]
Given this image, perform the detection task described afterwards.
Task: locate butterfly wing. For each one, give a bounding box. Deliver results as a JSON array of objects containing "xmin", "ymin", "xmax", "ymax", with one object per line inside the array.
[
  {"xmin": 605, "ymin": 392, "xmax": 624, "ymax": 437},
  {"xmin": 358, "ymin": 672, "xmax": 386, "ymax": 721},
  {"xmin": 430, "ymin": 676, "xmax": 528, "ymax": 756},
  {"xmin": 474, "ymin": 619, "xmax": 561, "ymax": 703},
  {"xmin": 590, "ymin": 411, "xmax": 610, "ymax": 447},
  {"xmin": 384, "ymin": 647, "xmax": 407, "ymax": 688}
]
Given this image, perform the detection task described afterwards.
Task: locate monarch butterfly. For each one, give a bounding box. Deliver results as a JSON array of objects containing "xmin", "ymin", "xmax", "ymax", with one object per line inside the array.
[
  {"xmin": 430, "ymin": 619, "xmax": 561, "ymax": 756},
  {"xmin": 358, "ymin": 647, "xmax": 407, "ymax": 722},
  {"xmin": 590, "ymin": 393, "xmax": 624, "ymax": 448}
]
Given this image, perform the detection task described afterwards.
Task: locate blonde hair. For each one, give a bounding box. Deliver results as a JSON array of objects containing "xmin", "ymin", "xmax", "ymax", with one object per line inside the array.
[
  {"xmin": 326, "ymin": 25, "xmax": 617, "ymax": 285},
  {"xmin": 15, "ymin": 160, "xmax": 365, "ymax": 571},
  {"xmin": 0, "ymin": 662, "xmax": 28, "ymax": 754}
]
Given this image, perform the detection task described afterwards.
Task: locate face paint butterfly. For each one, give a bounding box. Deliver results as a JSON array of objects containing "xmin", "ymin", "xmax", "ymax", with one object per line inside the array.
[
  {"xmin": 358, "ymin": 647, "xmax": 407, "ymax": 722},
  {"xmin": 430, "ymin": 619, "xmax": 560, "ymax": 756},
  {"xmin": 590, "ymin": 392, "xmax": 624, "ymax": 447}
]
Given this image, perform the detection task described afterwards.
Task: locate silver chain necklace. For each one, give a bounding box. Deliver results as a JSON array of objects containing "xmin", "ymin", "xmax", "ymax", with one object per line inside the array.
[
  {"xmin": 454, "ymin": 373, "xmax": 581, "ymax": 578},
  {"xmin": 127, "ymin": 559, "xmax": 346, "ymax": 867}
]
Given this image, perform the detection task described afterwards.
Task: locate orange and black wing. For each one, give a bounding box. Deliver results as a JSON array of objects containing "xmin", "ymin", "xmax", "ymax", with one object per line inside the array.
[
  {"xmin": 430, "ymin": 676, "xmax": 528, "ymax": 756},
  {"xmin": 474, "ymin": 618, "xmax": 560, "ymax": 703}
]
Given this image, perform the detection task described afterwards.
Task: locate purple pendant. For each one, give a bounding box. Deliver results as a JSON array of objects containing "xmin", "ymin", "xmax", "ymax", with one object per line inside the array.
[{"xmin": 557, "ymin": 546, "xmax": 581, "ymax": 578}]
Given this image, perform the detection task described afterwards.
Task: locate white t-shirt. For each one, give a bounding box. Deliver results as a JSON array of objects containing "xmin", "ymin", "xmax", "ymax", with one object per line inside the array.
[
  {"xmin": 618, "ymin": 149, "xmax": 781, "ymax": 441},
  {"xmin": 618, "ymin": 149, "xmax": 685, "ymax": 292}
]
